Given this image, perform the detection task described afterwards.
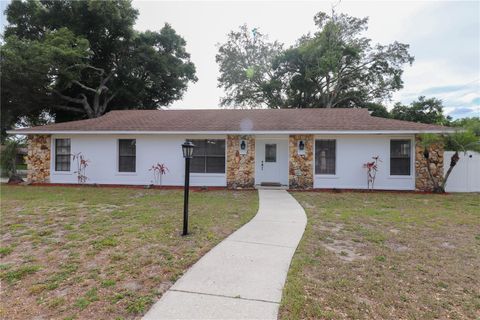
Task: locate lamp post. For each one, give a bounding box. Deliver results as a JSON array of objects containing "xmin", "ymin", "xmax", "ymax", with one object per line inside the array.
[{"xmin": 181, "ymin": 141, "xmax": 195, "ymax": 236}]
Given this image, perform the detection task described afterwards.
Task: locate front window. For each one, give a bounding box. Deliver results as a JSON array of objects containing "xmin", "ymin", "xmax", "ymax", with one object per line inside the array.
[
  {"xmin": 315, "ymin": 140, "xmax": 336, "ymax": 174},
  {"xmin": 189, "ymin": 139, "xmax": 225, "ymax": 173},
  {"xmin": 118, "ymin": 139, "xmax": 136, "ymax": 172},
  {"xmin": 390, "ymin": 140, "xmax": 411, "ymax": 175},
  {"xmin": 55, "ymin": 139, "xmax": 71, "ymax": 171}
]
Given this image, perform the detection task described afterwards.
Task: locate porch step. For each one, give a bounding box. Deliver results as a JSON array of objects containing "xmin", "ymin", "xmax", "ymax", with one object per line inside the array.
[
  {"xmin": 260, "ymin": 182, "xmax": 282, "ymax": 187},
  {"xmin": 255, "ymin": 184, "xmax": 288, "ymax": 190}
]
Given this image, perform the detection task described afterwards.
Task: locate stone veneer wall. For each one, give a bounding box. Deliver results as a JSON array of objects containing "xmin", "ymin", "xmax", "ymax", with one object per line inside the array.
[
  {"xmin": 26, "ymin": 135, "xmax": 51, "ymax": 183},
  {"xmin": 226, "ymin": 135, "xmax": 255, "ymax": 189},
  {"xmin": 415, "ymin": 135, "xmax": 444, "ymax": 191},
  {"xmin": 289, "ymin": 134, "xmax": 314, "ymax": 189}
]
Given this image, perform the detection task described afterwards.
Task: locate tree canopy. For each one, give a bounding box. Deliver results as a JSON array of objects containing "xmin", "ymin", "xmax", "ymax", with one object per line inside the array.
[
  {"xmin": 450, "ymin": 117, "xmax": 480, "ymax": 136},
  {"xmin": 216, "ymin": 25, "xmax": 283, "ymax": 108},
  {"xmin": 216, "ymin": 11, "xmax": 414, "ymax": 109},
  {"xmin": 390, "ymin": 96, "xmax": 452, "ymax": 125},
  {"xmin": 1, "ymin": 0, "xmax": 197, "ymax": 138}
]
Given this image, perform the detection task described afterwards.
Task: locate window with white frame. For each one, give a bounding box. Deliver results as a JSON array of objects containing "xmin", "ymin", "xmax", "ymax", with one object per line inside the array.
[
  {"xmin": 55, "ymin": 138, "xmax": 71, "ymax": 171},
  {"xmin": 390, "ymin": 140, "xmax": 411, "ymax": 176},
  {"xmin": 189, "ymin": 139, "xmax": 225, "ymax": 173},
  {"xmin": 315, "ymin": 140, "xmax": 336, "ymax": 174},
  {"xmin": 118, "ymin": 139, "xmax": 136, "ymax": 172}
]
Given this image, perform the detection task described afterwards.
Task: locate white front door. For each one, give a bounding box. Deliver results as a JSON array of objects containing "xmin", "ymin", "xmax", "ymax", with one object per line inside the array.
[{"xmin": 255, "ymin": 138, "xmax": 289, "ymax": 186}]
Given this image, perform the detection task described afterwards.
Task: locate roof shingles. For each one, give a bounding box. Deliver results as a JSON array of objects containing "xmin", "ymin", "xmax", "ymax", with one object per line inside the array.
[{"xmin": 12, "ymin": 109, "xmax": 451, "ymax": 133}]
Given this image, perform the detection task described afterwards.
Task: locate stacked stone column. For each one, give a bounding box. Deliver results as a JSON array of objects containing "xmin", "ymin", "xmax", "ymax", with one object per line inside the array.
[
  {"xmin": 415, "ymin": 135, "xmax": 444, "ymax": 191},
  {"xmin": 26, "ymin": 135, "xmax": 51, "ymax": 183},
  {"xmin": 226, "ymin": 135, "xmax": 255, "ymax": 189},
  {"xmin": 288, "ymin": 135, "xmax": 314, "ymax": 189}
]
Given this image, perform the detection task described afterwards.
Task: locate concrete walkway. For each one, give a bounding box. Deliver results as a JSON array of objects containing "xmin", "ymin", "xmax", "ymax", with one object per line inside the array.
[{"xmin": 143, "ymin": 189, "xmax": 307, "ymax": 320}]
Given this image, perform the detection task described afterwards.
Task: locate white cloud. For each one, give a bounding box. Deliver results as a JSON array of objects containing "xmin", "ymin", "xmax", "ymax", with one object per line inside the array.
[
  {"xmin": 132, "ymin": 1, "xmax": 479, "ymax": 117},
  {"xmin": 3, "ymin": 0, "xmax": 478, "ymax": 118}
]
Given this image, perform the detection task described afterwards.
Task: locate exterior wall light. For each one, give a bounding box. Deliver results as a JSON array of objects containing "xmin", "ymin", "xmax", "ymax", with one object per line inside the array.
[
  {"xmin": 240, "ymin": 139, "xmax": 247, "ymax": 155},
  {"xmin": 298, "ymin": 140, "xmax": 306, "ymax": 156}
]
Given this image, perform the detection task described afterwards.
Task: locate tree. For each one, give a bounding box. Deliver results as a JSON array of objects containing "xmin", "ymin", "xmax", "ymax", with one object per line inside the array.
[
  {"xmin": 216, "ymin": 11, "xmax": 414, "ymax": 109},
  {"xmin": 276, "ymin": 12, "xmax": 414, "ymax": 108},
  {"xmin": 216, "ymin": 25, "xmax": 284, "ymax": 108},
  {"xmin": 450, "ymin": 117, "xmax": 480, "ymax": 136},
  {"xmin": 418, "ymin": 131, "xmax": 479, "ymax": 193},
  {"xmin": 0, "ymin": 138, "xmax": 25, "ymax": 178},
  {"xmin": 390, "ymin": 96, "xmax": 451, "ymax": 125},
  {"xmin": 362, "ymin": 102, "xmax": 390, "ymax": 118},
  {"xmin": 1, "ymin": 28, "xmax": 92, "ymax": 121},
  {"xmin": 1, "ymin": 0, "xmax": 197, "ymax": 138}
]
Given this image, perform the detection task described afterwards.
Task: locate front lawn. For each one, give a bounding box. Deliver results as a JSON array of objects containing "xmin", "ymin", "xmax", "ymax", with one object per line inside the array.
[
  {"xmin": 0, "ymin": 185, "xmax": 258, "ymax": 319},
  {"xmin": 280, "ymin": 192, "xmax": 479, "ymax": 320}
]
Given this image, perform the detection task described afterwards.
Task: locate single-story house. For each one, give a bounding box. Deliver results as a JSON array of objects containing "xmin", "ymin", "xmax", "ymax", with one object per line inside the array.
[{"xmin": 9, "ymin": 108, "xmax": 453, "ymax": 191}]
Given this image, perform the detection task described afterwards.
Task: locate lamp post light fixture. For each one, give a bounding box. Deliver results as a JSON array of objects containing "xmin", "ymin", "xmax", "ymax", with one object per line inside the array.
[{"xmin": 181, "ymin": 141, "xmax": 195, "ymax": 236}]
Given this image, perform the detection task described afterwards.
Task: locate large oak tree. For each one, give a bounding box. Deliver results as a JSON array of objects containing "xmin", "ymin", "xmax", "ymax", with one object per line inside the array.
[
  {"xmin": 217, "ymin": 11, "xmax": 414, "ymax": 109},
  {"xmin": 1, "ymin": 0, "xmax": 197, "ymax": 138}
]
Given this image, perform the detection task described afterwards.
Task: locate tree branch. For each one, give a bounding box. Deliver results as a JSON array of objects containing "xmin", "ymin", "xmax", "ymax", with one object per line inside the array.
[
  {"xmin": 53, "ymin": 90, "xmax": 85, "ymax": 104},
  {"xmin": 99, "ymin": 91, "xmax": 118, "ymax": 115},
  {"xmin": 54, "ymin": 90, "xmax": 95, "ymax": 118},
  {"xmin": 100, "ymin": 71, "xmax": 115, "ymax": 88},
  {"xmin": 104, "ymin": 91, "xmax": 118, "ymax": 106},
  {"xmin": 72, "ymin": 80, "xmax": 97, "ymax": 93},
  {"xmin": 66, "ymin": 64, "xmax": 105, "ymax": 75}
]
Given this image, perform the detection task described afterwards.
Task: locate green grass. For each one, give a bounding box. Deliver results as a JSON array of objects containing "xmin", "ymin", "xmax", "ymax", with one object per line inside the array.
[
  {"xmin": 0, "ymin": 246, "xmax": 14, "ymax": 257},
  {"xmin": 0, "ymin": 185, "xmax": 258, "ymax": 320},
  {"xmin": 280, "ymin": 192, "xmax": 480, "ymax": 320},
  {"xmin": 2, "ymin": 265, "xmax": 42, "ymax": 284}
]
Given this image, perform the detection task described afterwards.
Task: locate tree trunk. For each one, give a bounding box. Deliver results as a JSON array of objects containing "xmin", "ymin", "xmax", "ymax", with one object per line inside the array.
[
  {"xmin": 440, "ymin": 151, "xmax": 460, "ymax": 192},
  {"xmin": 11, "ymin": 157, "xmax": 16, "ymax": 176},
  {"xmin": 423, "ymin": 148, "xmax": 442, "ymax": 193}
]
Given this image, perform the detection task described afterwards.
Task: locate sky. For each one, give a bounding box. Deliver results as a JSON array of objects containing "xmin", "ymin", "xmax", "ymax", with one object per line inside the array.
[
  {"xmin": 132, "ymin": 0, "xmax": 480, "ymax": 119},
  {"xmin": 1, "ymin": 0, "xmax": 479, "ymax": 119}
]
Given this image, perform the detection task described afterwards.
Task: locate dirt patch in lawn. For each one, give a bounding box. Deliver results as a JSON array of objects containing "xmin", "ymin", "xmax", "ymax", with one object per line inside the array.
[
  {"xmin": 280, "ymin": 192, "xmax": 480, "ymax": 320},
  {"xmin": 317, "ymin": 223, "xmax": 368, "ymax": 262},
  {"xmin": 0, "ymin": 186, "xmax": 258, "ymax": 320},
  {"xmin": 322, "ymin": 239, "xmax": 368, "ymax": 262}
]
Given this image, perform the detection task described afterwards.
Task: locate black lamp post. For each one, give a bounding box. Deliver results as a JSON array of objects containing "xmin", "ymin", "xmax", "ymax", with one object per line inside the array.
[{"xmin": 181, "ymin": 141, "xmax": 195, "ymax": 236}]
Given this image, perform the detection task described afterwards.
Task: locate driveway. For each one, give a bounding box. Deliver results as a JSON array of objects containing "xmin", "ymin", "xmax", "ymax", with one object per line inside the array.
[{"xmin": 143, "ymin": 189, "xmax": 307, "ymax": 319}]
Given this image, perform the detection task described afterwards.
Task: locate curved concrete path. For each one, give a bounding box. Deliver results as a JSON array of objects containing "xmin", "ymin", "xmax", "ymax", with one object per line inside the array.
[{"xmin": 143, "ymin": 189, "xmax": 307, "ymax": 320}]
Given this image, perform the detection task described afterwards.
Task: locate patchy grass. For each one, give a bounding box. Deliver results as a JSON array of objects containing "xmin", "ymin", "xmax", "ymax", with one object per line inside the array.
[
  {"xmin": 0, "ymin": 185, "xmax": 258, "ymax": 319},
  {"xmin": 280, "ymin": 192, "xmax": 480, "ymax": 320}
]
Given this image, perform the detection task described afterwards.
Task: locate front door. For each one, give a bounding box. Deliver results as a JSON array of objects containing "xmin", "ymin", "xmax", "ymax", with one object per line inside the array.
[{"xmin": 255, "ymin": 138, "xmax": 289, "ymax": 186}]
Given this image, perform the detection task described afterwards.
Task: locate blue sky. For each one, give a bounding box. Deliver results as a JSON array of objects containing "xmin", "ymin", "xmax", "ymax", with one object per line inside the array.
[{"xmin": 2, "ymin": 1, "xmax": 479, "ymax": 119}]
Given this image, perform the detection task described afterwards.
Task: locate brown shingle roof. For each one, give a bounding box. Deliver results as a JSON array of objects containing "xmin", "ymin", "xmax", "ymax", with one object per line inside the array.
[{"xmin": 11, "ymin": 108, "xmax": 452, "ymax": 133}]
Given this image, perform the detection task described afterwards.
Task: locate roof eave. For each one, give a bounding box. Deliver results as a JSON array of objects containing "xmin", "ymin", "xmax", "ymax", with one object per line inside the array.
[{"xmin": 6, "ymin": 129, "xmax": 456, "ymax": 135}]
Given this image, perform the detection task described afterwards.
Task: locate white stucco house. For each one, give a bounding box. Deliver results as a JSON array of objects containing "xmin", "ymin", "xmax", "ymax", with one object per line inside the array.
[{"xmin": 10, "ymin": 108, "xmax": 453, "ymax": 191}]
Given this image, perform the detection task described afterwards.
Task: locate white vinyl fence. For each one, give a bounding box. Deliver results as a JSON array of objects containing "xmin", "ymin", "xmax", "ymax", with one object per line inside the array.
[{"xmin": 444, "ymin": 151, "xmax": 480, "ymax": 192}]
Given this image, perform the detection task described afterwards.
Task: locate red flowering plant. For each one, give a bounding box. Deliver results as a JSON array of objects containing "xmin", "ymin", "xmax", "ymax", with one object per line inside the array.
[
  {"xmin": 363, "ymin": 156, "xmax": 381, "ymax": 190},
  {"xmin": 72, "ymin": 152, "xmax": 90, "ymax": 184},
  {"xmin": 149, "ymin": 163, "xmax": 169, "ymax": 185}
]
